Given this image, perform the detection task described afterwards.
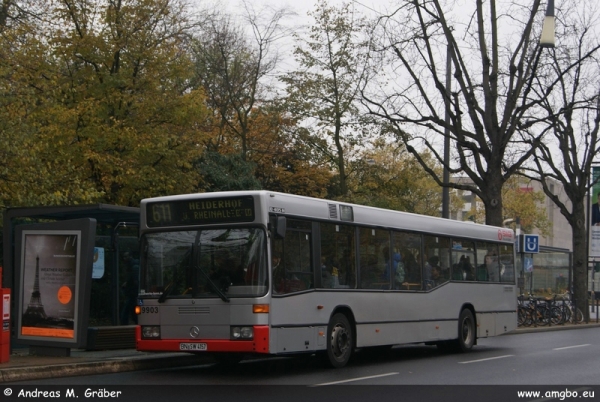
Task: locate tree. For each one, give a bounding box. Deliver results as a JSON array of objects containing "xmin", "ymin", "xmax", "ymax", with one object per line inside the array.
[
  {"xmin": 502, "ymin": 178, "xmax": 552, "ymax": 237},
  {"xmin": 191, "ymin": 2, "xmax": 291, "ymax": 160},
  {"xmin": 282, "ymin": 0, "xmax": 372, "ymax": 198},
  {"xmin": 0, "ymin": 0, "xmax": 210, "ymax": 208},
  {"xmin": 520, "ymin": 0, "xmax": 600, "ymax": 319},
  {"xmin": 248, "ymin": 106, "xmax": 333, "ymax": 197},
  {"xmin": 0, "ymin": 1, "xmax": 63, "ymax": 208},
  {"xmin": 0, "ymin": 2, "xmax": 105, "ymax": 207},
  {"xmin": 197, "ymin": 151, "xmax": 261, "ymax": 192},
  {"xmin": 348, "ymin": 139, "xmax": 463, "ymax": 216},
  {"xmin": 363, "ymin": 0, "xmax": 554, "ymax": 227},
  {"xmin": 467, "ymin": 175, "xmax": 552, "ymax": 236},
  {"xmin": 190, "ymin": 5, "xmax": 333, "ymax": 197},
  {"xmin": 0, "ymin": 0, "xmax": 46, "ymax": 31}
]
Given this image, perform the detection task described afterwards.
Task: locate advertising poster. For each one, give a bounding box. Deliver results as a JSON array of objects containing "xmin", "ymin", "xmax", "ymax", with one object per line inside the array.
[
  {"xmin": 524, "ymin": 256, "xmax": 533, "ymax": 273},
  {"xmin": 590, "ymin": 167, "xmax": 600, "ymax": 257},
  {"xmin": 20, "ymin": 232, "xmax": 80, "ymax": 340},
  {"xmin": 92, "ymin": 247, "xmax": 105, "ymax": 279}
]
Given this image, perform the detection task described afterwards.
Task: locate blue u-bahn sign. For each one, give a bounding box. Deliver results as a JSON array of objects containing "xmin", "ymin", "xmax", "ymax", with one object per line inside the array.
[{"xmin": 523, "ymin": 234, "xmax": 540, "ymax": 253}]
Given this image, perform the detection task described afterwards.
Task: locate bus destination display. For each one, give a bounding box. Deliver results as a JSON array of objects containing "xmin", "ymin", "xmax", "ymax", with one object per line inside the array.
[{"xmin": 146, "ymin": 196, "xmax": 255, "ymax": 227}]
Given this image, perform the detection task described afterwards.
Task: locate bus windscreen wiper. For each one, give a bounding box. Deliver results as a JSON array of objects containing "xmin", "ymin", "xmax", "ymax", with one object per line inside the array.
[
  {"xmin": 196, "ymin": 265, "xmax": 230, "ymax": 303},
  {"xmin": 157, "ymin": 282, "xmax": 174, "ymax": 304}
]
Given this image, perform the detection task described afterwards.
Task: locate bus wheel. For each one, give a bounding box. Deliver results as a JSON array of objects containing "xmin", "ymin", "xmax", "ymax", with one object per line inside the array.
[
  {"xmin": 327, "ymin": 313, "xmax": 353, "ymax": 368},
  {"xmin": 457, "ymin": 309, "xmax": 475, "ymax": 352}
]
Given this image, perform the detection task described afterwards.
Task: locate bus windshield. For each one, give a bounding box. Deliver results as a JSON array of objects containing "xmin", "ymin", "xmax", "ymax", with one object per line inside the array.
[{"xmin": 140, "ymin": 228, "xmax": 268, "ymax": 299}]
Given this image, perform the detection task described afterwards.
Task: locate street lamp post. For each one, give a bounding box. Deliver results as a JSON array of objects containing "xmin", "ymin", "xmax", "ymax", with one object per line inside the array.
[
  {"xmin": 540, "ymin": 0, "xmax": 555, "ymax": 48},
  {"xmin": 442, "ymin": 43, "xmax": 451, "ymax": 219}
]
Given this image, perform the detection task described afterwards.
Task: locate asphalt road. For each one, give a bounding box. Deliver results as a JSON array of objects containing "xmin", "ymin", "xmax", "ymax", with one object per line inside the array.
[{"xmin": 13, "ymin": 327, "xmax": 600, "ymax": 386}]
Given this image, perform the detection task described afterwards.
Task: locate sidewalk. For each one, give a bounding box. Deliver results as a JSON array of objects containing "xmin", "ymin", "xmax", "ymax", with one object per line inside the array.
[
  {"xmin": 2, "ymin": 321, "xmax": 600, "ymax": 383},
  {"xmin": 0, "ymin": 347, "xmax": 214, "ymax": 383}
]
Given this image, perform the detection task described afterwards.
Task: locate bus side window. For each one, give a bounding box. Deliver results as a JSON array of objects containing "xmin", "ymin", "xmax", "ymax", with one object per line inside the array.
[
  {"xmin": 392, "ymin": 231, "xmax": 422, "ymax": 290},
  {"xmin": 499, "ymin": 244, "xmax": 515, "ymax": 283},
  {"xmin": 476, "ymin": 242, "xmax": 501, "ymax": 282},
  {"xmin": 273, "ymin": 219, "xmax": 313, "ymax": 294},
  {"xmin": 358, "ymin": 227, "xmax": 389, "ymax": 289},
  {"xmin": 450, "ymin": 240, "xmax": 476, "ymax": 281},
  {"xmin": 320, "ymin": 222, "xmax": 356, "ymax": 289},
  {"xmin": 423, "ymin": 235, "xmax": 450, "ymax": 289}
]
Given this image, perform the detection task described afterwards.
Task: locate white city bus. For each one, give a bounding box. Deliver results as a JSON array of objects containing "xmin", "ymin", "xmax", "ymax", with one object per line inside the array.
[{"xmin": 135, "ymin": 191, "xmax": 516, "ymax": 368}]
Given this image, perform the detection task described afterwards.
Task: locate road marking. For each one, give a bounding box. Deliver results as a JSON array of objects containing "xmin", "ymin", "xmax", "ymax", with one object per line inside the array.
[
  {"xmin": 553, "ymin": 344, "xmax": 590, "ymax": 351},
  {"xmin": 311, "ymin": 372, "xmax": 399, "ymax": 387},
  {"xmin": 458, "ymin": 355, "xmax": 514, "ymax": 364}
]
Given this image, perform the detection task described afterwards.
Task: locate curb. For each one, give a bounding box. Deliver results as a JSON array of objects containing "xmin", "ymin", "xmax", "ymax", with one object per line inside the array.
[
  {"xmin": 0, "ymin": 354, "xmax": 213, "ymax": 383},
  {"xmin": 512, "ymin": 322, "xmax": 600, "ymax": 335}
]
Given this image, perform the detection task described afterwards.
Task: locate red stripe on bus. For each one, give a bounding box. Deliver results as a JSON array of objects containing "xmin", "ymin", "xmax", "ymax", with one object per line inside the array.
[{"xmin": 136, "ymin": 325, "xmax": 270, "ymax": 354}]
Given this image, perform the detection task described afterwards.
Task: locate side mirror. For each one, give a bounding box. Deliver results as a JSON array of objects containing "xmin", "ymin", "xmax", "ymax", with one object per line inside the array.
[{"xmin": 270, "ymin": 216, "xmax": 286, "ymax": 238}]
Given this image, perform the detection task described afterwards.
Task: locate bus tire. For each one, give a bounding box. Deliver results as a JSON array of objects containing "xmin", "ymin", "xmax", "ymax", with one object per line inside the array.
[
  {"xmin": 456, "ymin": 308, "xmax": 475, "ymax": 352},
  {"xmin": 326, "ymin": 313, "xmax": 353, "ymax": 368}
]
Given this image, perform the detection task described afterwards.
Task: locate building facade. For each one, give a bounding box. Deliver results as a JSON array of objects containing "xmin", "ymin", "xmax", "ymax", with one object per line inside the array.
[{"xmin": 450, "ymin": 177, "xmax": 572, "ymax": 251}]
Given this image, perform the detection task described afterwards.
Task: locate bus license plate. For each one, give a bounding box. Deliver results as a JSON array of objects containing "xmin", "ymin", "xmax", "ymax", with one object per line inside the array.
[{"xmin": 179, "ymin": 343, "xmax": 207, "ymax": 351}]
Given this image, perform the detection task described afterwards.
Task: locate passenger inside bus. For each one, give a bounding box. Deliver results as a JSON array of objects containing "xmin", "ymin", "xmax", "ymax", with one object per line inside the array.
[
  {"xmin": 478, "ymin": 253, "xmax": 500, "ymax": 282},
  {"xmin": 401, "ymin": 251, "xmax": 421, "ymax": 288},
  {"xmin": 339, "ymin": 248, "xmax": 355, "ymax": 288},
  {"xmin": 427, "ymin": 266, "xmax": 443, "ymax": 289},
  {"xmin": 462, "ymin": 255, "xmax": 475, "ymax": 281},
  {"xmin": 424, "ymin": 256, "xmax": 439, "ymax": 282},
  {"xmin": 392, "ymin": 234, "xmax": 413, "ymax": 290},
  {"xmin": 453, "ymin": 255, "xmax": 475, "ymax": 281},
  {"xmin": 381, "ymin": 247, "xmax": 405, "ymax": 289},
  {"xmin": 425, "ymin": 255, "xmax": 451, "ymax": 289},
  {"xmin": 321, "ymin": 255, "xmax": 340, "ymax": 288}
]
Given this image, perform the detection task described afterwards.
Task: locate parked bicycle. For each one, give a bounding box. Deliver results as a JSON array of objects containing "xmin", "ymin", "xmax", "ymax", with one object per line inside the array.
[
  {"xmin": 517, "ymin": 292, "xmax": 584, "ymax": 327},
  {"xmin": 517, "ymin": 294, "xmax": 563, "ymax": 327},
  {"xmin": 555, "ymin": 292, "xmax": 584, "ymax": 324}
]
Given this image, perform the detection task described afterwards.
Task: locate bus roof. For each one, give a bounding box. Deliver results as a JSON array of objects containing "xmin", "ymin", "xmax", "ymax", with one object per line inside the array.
[{"xmin": 141, "ymin": 191, "xmax": 514, "ymax": 244}]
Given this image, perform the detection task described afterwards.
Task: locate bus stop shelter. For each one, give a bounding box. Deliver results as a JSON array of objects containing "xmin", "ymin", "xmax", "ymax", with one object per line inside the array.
[
  {"xmin": 2, "ymin": 204, "xmax": 140, "ymax": 351},
  {"xmin": 517, "ymin": 245, "xmax": 572, "ymax": 296}
]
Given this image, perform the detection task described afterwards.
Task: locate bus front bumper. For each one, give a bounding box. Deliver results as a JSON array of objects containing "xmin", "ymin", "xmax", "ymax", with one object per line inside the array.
[{"xmin": 135, "ymin": 325, "xmax": 270, "ymax": 354}]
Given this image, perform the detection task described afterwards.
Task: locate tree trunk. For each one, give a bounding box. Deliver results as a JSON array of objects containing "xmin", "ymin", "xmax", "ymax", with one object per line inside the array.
[
  {"xmin": 484, "ymin": 196, "xmax": 504, "ymax": 227},
  {"xmin": 571, "ymin": 204, "xmax": 589, "ymax": 321},
  {"xmin": 483, "ymin": 171, "xmax": 504, "ymax": 227}
]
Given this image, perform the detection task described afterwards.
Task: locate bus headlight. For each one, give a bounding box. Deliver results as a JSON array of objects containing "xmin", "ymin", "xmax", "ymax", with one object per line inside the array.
[
  {"xmin": 230, "ymin": 326, "xmax": 254, "ymax": 340},
  {"xmin": 142, "ymin": 326, "xmax": 161, "ymax": 339}
]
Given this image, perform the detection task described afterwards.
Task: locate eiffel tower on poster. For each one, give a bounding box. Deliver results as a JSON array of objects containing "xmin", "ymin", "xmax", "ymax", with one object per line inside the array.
[{"xmin": 23, "ymin": 256, "xmax": 47, "ymax": 324}]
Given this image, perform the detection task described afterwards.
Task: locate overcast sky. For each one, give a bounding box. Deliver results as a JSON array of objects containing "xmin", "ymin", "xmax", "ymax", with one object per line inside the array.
[
  {"xmin": 198, "ymin": 0, "xmax": 395, "ymax": 83},
  {"xmin": 205, "ymin": 0, "xmax": 394, "ymax": 25}
]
